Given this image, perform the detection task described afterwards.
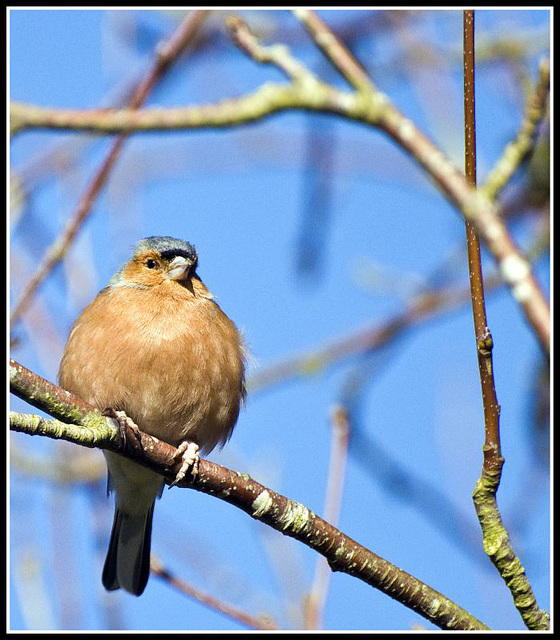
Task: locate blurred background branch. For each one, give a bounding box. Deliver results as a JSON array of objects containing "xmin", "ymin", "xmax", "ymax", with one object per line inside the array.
[
  {"xmin": 10, "ymin": 13, "xmax": 550, "ymax": 353},
  {"xmin": 10, "ymin": 10, "xmax": 210, "ymax": 328}
]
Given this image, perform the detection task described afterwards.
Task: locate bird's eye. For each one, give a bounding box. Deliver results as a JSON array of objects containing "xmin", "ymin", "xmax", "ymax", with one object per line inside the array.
[{"xmin": 146, "ymin": 259, "xmax": 157, "ymax": 269}]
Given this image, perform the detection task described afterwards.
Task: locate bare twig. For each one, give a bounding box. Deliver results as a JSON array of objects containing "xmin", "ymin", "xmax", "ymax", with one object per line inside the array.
[
  {"xmin": 463, "ymin": 13, "xmax": 549, "ymax": 630},
  {"xmin": 482, "ymin": 58, "xmax": 550, "ymax": 201},
  {"xmin": 248, "ymin": 220, "xmax": 548, "ymax": 396},
  {"xmin": 293, "ymin": 9, "xmax": 373, "ymax": 94},
  {"xmin": 248, "ymin": 272, "xmax": 502, "ymax": 394},
  {"xmin": 227, "ymin": 16, "xmax": 315, "ymax": 83},
  {"xmin": 463, "ymin": 10, "xmax": 501, "ymax": 474},
  {"xmin": 304, "ymin": 406, "xmax": 350, "ymax": 629},
  {"xmin": 9, "ymin": 359, "xmax": 488, "ymax": 631},
  {"xmin": 9, "ymin": 10, "xmax": 210, "ymax": 329},
  {"xmin": 150, "ymin": 556, "xmax": 279, "ymax": 630},
  {"xmin": 10, "ymin": 441, "xmax": 104, "ymax": 484}
]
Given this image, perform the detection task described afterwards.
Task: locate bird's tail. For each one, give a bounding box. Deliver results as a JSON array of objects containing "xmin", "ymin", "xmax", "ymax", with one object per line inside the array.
[{"xmin": 102, "ymin": 503, "xmax": 155, "ymax": 596}]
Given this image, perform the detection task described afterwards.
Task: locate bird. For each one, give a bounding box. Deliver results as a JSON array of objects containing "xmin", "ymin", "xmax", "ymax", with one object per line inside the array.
[{"xmin": 58, "ymin": 236, "xmax": 246, "ymax": 596}]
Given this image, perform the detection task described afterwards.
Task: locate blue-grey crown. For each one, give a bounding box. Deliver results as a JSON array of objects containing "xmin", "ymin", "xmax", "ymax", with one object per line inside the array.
[{"xmin": 135, "ymin": 236, "xmax": 198, "ymax": 263}]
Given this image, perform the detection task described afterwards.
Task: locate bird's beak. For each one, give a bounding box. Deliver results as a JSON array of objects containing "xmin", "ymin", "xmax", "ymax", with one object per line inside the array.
[{"xmin": 167, "ymin": 256, "xmax": 193, "ymax": 281}]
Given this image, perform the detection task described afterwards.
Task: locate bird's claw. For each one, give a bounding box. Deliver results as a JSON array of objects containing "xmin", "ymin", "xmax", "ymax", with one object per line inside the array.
[
  {"xmin": 103, "ymin": 408, "xmax": 142, "ymax": 447},
  {"xmin": 169, "ymin": 441, "xmax": 199, "ymax": 488}
]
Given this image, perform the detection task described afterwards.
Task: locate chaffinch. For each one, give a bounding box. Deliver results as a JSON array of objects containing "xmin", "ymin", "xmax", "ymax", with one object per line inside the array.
[{"xmin": 59, "ymin": 236, "xmax": 246, "ymax": 596}]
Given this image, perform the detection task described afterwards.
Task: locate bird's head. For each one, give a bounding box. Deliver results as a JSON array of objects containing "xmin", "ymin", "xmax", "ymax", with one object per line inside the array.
[{"xmin": 110, "ymin": 236, "xmax": 199, "ymax": 290}]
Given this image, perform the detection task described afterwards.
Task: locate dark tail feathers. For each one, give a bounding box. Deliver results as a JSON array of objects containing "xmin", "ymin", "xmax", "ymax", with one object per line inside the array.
[{"xmin": 102, "ymin": 503, "xmax": 155, "ymax": 596}]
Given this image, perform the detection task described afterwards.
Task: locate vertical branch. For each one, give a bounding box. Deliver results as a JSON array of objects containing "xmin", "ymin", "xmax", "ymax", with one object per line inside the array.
[
  {"xmin": 463, "ymin": 10, "xmax": 501, "ymax": 475},
  {"xmin": 304, "ymin": 406, "xmax": 350, "ymax": 629},
  {"xmin": 9, "ymin": 10, "xmax": 210, "ymax": 328},
  {"xmin": 463, "ymin": 11, "xmax": 549, "ymax": 630}
]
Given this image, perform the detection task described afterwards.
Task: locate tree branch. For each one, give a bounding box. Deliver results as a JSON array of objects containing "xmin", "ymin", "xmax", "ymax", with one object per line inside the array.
[
  {"xmin": 9, "ymin": 359, "xmax": 488, "ymax": 631},
  {"xmin": 248, "ymin": 271, "xmax": 503, "ymax": 394},
  {"xmin": 10, "ymin": 17, "xmax": 549, "ymax": 354},
  {"xmin": 482, "ymin": 57, "xmax": 550, "ymax": 201},
  {"xmin": 304, "ymin": 405, "xmax": 350, "ymax": 629},
  {"xmin": 462, "ymin": 13, "xmax": 549, "ymax": 630},
  {"xmin": 149, "ymin": 556, "xmax": 279, "ymax": 630},
  {"xmin": 9, "ymin": 10, "xmax": 210, "ymax": 329},
  {"xmin": 463, "ymin": 9, "xmax": 502, "ymax": 476},
  {"xmin": 248, "ymin": 223, "xmax": 548, "ymax": 395},
  {"xmin": 293, "ymin": 9, "xmax": 374, "ymax": 94},
  {"xmin": 227, "ymin": 15, "xmax": 317, "ymax": 84}
]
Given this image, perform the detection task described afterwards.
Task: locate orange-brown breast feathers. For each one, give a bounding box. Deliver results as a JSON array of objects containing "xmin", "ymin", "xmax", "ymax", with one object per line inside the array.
[{"xmin": 59, "ymin": 278, "xmax": 245, "ymax": 453}]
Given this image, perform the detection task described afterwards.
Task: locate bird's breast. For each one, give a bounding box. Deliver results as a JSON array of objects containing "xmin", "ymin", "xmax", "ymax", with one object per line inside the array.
[{"xmin": 59, "ymin": 286, "xmax": 245, "ymax": 452}]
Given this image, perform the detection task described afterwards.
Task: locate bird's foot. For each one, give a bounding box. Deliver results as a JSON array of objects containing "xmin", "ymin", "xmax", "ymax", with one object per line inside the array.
[
  {"xmin": 103, "ymin": 408, "xmax": 142, "ymax": 447},
  {"xmin": 169, "ymin": 441, "xmax": 200, "ymax": 488}
]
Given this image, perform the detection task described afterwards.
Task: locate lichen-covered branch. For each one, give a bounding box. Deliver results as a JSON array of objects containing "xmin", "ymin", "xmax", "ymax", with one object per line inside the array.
[
  {"xmin": 10, "ymin": 358, "xmax": 111, "ymax": 431},
  {"xmin": 9, "ymin": 359, "xmax": 489, "ymax": 630},
  {"xmin": 227, "ymin": 15, "xmax": 315, "ymax": 84},
  {"xmin": 9, "ymin": 82, "xmax": 360, "ymax": 135},
  {"xmin": 9, "ymin": 359, "xmax": 180, "ymax": 473},
  {"xmin": 10, "ymin": 410, "xmax": 116, "ymax": 449},
  {"xmin": 472, "ymin": 469, "xmax": 550, "ymax": 630}
]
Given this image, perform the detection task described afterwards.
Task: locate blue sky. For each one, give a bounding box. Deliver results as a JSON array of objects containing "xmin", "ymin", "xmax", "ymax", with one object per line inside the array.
[{"xmin": 9, "ymin": 8, "xmax": 550, "ymax": 631}]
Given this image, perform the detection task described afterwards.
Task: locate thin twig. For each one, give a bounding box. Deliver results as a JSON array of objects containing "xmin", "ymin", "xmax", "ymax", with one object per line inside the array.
[
  {"xmin": 9, "ymin": 359, "xmax": 489, "ymax": 631},
  {"xmin": 227, "ymin": 15, "xmax": 315, "ymax": 83},
  {"xmin": 463, "ymin": 12, "xmax": 549, "ymax": 630},
  {"xmin": 9, "ymin": 10, "xmax": 210, "ymax": 329},
  {"xmin": 150, "ymin": 556, "xmax": 279, "ymax": 630},
  {"xmin": 248, "ymin": 222, "xmax": 548, "ymax": 395},
  {"xmin": 304, "ymin": 406, "xmax": 350, "ymax": 630},
  {"xmin": 248, "ymin": 272, "xmax": 502, "ymax": 394},
  {"xmin": 482, "ymin": 57, "xmax": 550, "ymax": 201},
  {"xmin": 10, "ymin": 441, "xmax": 104, "ymax": 484},
  {"xmin": 463, "ymin": 10, "xmax": 501, "ymax": 472},
  {"xmin": 293, "ymin": 9, "xmax": 373, "ymax": 94}
]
